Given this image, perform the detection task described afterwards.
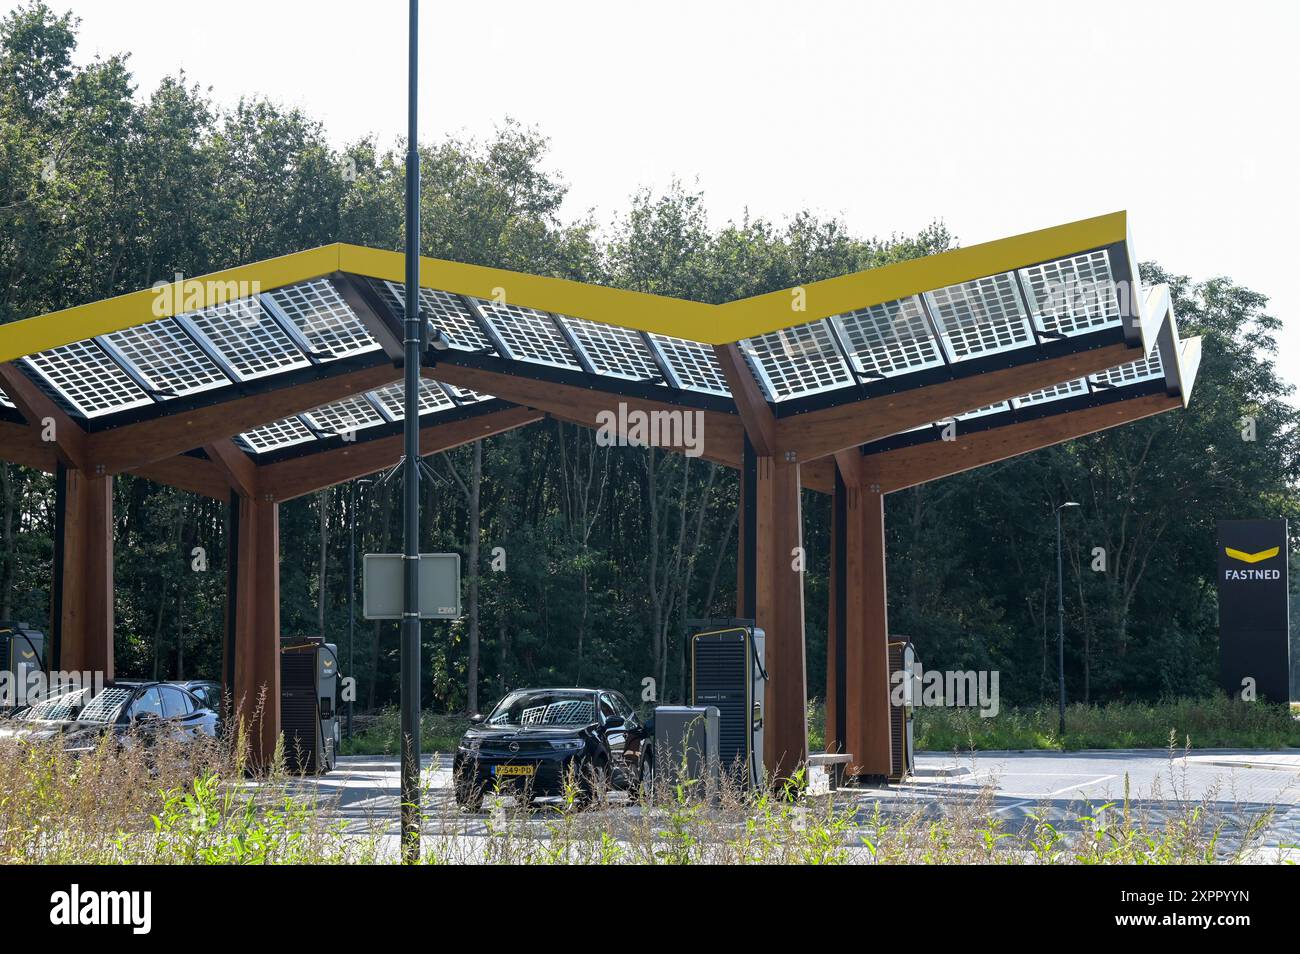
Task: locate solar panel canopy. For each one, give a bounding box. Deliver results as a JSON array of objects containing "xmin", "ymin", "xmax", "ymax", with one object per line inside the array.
[
  {"xmin": 863, "ymin": 284, "xmax": 1202, "ymax": 454},
  {"xmin": 0, "ymin": 210, "xmax": 1199, "ymax": 470}
]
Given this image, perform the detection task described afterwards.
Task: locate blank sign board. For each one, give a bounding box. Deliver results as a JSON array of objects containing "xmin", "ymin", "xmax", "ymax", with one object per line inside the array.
[{"xmin": 362, "ymin": 553, "xmax": 462, "ymax": 620}]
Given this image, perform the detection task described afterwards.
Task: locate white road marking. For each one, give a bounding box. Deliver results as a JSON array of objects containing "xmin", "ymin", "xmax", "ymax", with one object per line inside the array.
[{"xmin": 995, "ymin": 774, "xmax": 1118, "ymax": 814}]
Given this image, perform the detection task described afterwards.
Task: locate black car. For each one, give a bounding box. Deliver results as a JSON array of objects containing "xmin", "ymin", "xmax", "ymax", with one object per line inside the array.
[
  {"xmin": 15, "ymin": 681, "xmax": 221, "ymax": 754},
  {"xmin": 172, "ymin": 680, "xmax": 224, "ymax": 715},
  {"xmin": 454, "ymin": 688, "xmax": 647, "ymax": 810},
  {"xmin": 0, "ymin": 686, "xmax": 93, "ymax": 742}
]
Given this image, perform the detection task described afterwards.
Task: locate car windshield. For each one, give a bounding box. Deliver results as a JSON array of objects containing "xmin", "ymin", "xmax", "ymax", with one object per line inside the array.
[
  {"xmin": 486, "ymin": 691, "xmax": 596, "ymax": 727},
  {"xmin": 78, "ymin": 687, "xmax": 136, "ymax": 723},
  {"xmin": 22, "ymin": 687, "xmax": 90, "ymax": 721}
]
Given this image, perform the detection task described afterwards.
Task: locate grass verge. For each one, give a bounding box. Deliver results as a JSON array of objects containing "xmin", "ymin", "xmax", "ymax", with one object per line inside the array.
[
  {"xmin": 339, "ymin": 708, "xmax": 467, "ymax": 756},
  {"xmin": 913, "ymin": 697, "xmax": 1300, "ymax": 751}
]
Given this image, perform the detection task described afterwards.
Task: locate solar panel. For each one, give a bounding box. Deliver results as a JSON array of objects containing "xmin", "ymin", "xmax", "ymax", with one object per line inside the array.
[
  {"xmin": 370, "ymin": 278, "xmax": 404, "ymax": 317},
  {"xmin": 23, "ymin": 340, "xmax": 153, "ymax": 417},
  {"xmin": 831, "ymin": 296, "xmax": 945, "ymax": 378},
  {"xmin": 101, "ymin": 318, "xmax": 230, "ymax": 398},
  {"xmin": 383, "ymin": 282, "xmax": 491, "ymax": 351},
  {"xmin": 648, "ymin": 335, "xmax": 731, "ymax": 395},
  {"xmin": 267, "ymin": 279, "xmax": 379, "ymax": 359},
  {"xmin": 370, "ymin": 379, "xmax": 455, "ymax": 419},
  {"xmin": 1011, "ymin": 377, "xmax": 1090, "ymax": 409},
  {"xmin": 1089, "ymin": 348, "xmax": 1164, "ymax": 389},
  {"xmin": 557, "ymin": 316, "xmax": 662, "ymax": 381},
  {"xmin": 740, "ymin": 321, "xmax": 854, "ymax": 400},
  {"xmin": 955, "ymin": 401, "xmax": 1011, "ymax": 420},
  {"xmin": 183, "ymin": 297, "xmax": 310, "ymax": 381},
  {"xmin": 236, "ymin": 416, "xmax": 317, "ymax": 454},
  {"xmin": 924, "ymin": 273, "xmax": 1035, "ymax": 361},
  {"xmin": 441, "ymin": 383, "xmax": 491, "ymax": 404},
  {"xmin": 22, "ymin": 687, "xmax": 90, "ymax": 721},
  {"xmin": 79, "ymin": 686, "xmax": 134, "ymax": 723},
  {"xmin": 302, "ymin": 394, "xmax": 387, "ymax": 436},
  {"xmin": 520, "ymin": 699, "xmax": 594, "ymax": 725},
  {"xmin": 473, "ymin": 300, "xmax": 580, "ymax": 369},
  {"xmin": 1019, "ymin": 250, "xmax": 1121, "ymax": 338}
]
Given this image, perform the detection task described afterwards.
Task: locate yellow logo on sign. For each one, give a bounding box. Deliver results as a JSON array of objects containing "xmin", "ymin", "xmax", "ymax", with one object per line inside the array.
[{"xmin": 1225, "ymin": 546, "xmax": 1279, "ymax": 564}]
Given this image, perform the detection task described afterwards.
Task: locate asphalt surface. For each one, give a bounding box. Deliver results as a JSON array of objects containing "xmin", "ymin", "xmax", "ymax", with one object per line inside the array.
[
  {"xmin": 892, "ymin": 749, "xmax": 1300, "ymax": 858},
  {"xmin": 290, "ymin": 748, "xmax": 1300, "ymax": 860}
]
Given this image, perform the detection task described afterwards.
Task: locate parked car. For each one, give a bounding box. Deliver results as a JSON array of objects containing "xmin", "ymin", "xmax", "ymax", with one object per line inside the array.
[
  {"xmin": 0, "ymin": 681, "xmax": 219, "ymax": 754},
  {"xmin": 453, "ymin": 687, "xmax": 648, "ymax": 811},
  {"xmin": 63, "ymin": 681, "xmax": 220, "ymax": 754},
  {"xmin": 172, "ymin": 680, "xmax": 223, "ymax": 715},
  {"xmin": 0, "ymin": 686, "xmax": 93, "ymax": 742}
]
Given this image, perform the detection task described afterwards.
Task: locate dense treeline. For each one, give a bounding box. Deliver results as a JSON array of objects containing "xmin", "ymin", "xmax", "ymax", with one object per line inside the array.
[{"xmin": 2, "ymin": 4, "xmax": 1297, "ymax": 717}]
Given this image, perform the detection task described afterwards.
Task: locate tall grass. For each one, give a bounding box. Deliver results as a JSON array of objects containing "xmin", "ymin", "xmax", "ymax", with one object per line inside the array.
[
  {"xmin": 0, "ymin": 717, "xmax": 1283, "ymax": 864},
  {"xmin": 0, "ymin": 719, "xmax": 386, "ymax": 864}
]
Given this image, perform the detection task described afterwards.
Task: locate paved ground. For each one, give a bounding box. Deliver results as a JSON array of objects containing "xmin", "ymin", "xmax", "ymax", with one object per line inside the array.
[
  {"xmin": 294, "ymin": 748, "xmax": 1300, "ymax": 859},
  {"xmin": 898, "ymin": 749, "xmax": 1300, "ymax": 854}
]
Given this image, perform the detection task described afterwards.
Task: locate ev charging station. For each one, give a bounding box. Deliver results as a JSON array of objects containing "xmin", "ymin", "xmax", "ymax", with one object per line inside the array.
[
  {"xmin": 682, "ymin": 619, "xmax": 767, "ymax": 788},
  {"xmin": 280, "ymin": 638, "xmax": 340, "ymax": 774},
  {"xmin": 888, "ymin": 638, "xmax": 918, "ymax": 782},
  {"xmin": 0, "ymin": 623, "xmax": 45, "ymax": 712}
]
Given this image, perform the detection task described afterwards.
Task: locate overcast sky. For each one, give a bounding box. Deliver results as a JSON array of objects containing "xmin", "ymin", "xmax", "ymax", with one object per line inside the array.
[{"xmin": 26, "ymin": 0, "xmax": 1300, "ymax": 392}]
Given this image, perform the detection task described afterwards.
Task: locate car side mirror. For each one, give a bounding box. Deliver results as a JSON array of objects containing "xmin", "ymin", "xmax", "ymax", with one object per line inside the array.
[
  {"xmin": 134, "ymin": 711, "xmax": 160, "ymax": 724},
  {"xmin": 604, "ymin": 716, "xmax": 625, "ymax": 729},
  {"xmin": 469, "ymin": 713, "xmax": 485, "ymax": 725}
]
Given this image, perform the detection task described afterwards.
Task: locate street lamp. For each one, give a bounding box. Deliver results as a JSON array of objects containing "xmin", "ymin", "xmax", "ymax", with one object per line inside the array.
[
  {"xmin": 400, "ymin": 0, "xmax": 423, "ymax": 863},
  {"xmin": 1055, "ymin": 501, "xmax": 1080, "ymax": 737},
  {"xmin": 346, "ymin": 477, "xmax": 374, "ymax": 741}
]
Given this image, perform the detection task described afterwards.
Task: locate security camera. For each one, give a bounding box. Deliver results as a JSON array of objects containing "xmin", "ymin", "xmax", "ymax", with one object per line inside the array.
[
  {"xmin": 428, "ymin": 323, "xmax": 451, "ymax": 352},
  {"xmin": 419, "ymin": 315, "xmax": 450, "ymax": 351}
]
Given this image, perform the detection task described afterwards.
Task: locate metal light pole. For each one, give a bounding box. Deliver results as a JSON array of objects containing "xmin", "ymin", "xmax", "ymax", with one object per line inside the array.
[
  {"xmin": 346, "ymin": 477, "xmax": 373, "ymax": 741},
  {"xmin": 1055, "ymin": 501, "xmax": 1079, "ymax": 738},
  {"xmin": 400, "ymin": 0, "xmax": 423, "ymax": 863}
]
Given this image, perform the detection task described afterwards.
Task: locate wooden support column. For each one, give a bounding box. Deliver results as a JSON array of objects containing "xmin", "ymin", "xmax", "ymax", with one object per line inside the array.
[
  {"xmin": 230, "ymin": 495, "xmax": 281, "ymax": 766},
  {"xmin": 720, "ymin": 345, "xmax": 808, "ymax": 780},
  {"xmin": 825, "ymin": 464, "xmax": 847, "ymax": 756},
  {"xmin": 736, "ymin": 435, "xmax": 757, "ymax": 618},
  {"xmin": 842, "ymin": 482, "xmax": 892, "ymax": 779},
  {"xmin": 753, "ymin": 455, "xmax": 808, "ymax": 780},
  {"xmin": 50, "ymin": 463, "xmax": 114, "ymax": 677},
  {"xmin": 222, "ymin": 494, "xmax": 239, "ymax": 699}
]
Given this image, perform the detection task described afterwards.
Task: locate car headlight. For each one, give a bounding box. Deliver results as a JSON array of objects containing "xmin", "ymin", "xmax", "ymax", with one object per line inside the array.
[
  {"xmin": 457, "ymin": 738, "xmax": 480, "ymax": 754},
  {"xmin": 550, "ymin": 739, "xmax": 584, "ymax": 752}
]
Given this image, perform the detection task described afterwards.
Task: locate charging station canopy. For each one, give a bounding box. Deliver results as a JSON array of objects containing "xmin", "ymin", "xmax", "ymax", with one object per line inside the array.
[{"xmin": 362, "ymin": 553, "xmax": 462, "ymax": 620}]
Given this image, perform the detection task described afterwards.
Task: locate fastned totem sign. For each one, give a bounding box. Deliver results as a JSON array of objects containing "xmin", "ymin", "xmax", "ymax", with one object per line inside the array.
[{"xmin": 1216, "ymin": 519, "xmax": 1291, "ymax": 703}]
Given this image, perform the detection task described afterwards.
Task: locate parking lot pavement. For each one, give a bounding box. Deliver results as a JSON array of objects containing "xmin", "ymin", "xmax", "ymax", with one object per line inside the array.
[
  {"xmin": 848, "ymin": 749, "xmax": 1300, "ymax": 859},
  {"xmin": 300, "ymin": 749, "xmax": 1300, "ymax": 858},
  {"xmin": 903, "ymin": 749, "xmax": 1300, "ymax": 809},
  {"xmin": 288, "ymin": 754, "xmax": 457, "ymax": 826}
]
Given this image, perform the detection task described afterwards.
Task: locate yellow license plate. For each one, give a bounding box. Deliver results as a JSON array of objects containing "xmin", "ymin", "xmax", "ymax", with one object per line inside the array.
[{"xmin": 493, "ymin": 764, "xmax": 536, "ymax": 777}]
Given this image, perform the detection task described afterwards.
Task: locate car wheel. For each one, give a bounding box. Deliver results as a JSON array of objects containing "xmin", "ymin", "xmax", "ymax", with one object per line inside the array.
[
  {"xmin": 453, "ymin": 762, "xmax": 484, "ymax": 812},
  {"xmin": 578, "ymin": 756, "xmax": 611, "ymax": 810},
  {"xmin": 455, "ymin": 782, "xmax": 484, "ymax": 812},
  {"xmin": 637, "ymin": 748, "xmax": 656, "ymax": 804}
]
